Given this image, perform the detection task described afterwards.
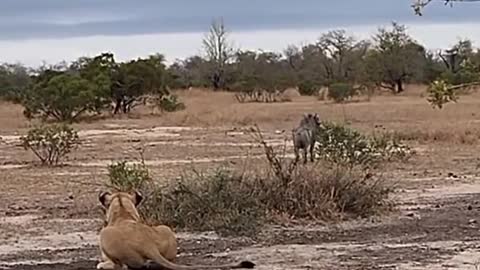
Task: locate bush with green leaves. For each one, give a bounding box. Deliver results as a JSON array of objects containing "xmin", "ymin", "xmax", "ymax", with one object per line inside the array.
[
  {"xmin": 328, "ymin": 83, "xmax": 356, "ymax": 103},
  {"xmin": 105, "ymin": 159, "xmax": 263, "ymax": 236},
  {"xmin": 147, "ymin": 168, "xmax": 264, "ymax": 236},
  {"xmin": 107, "ymin": 160, "xmax": 153, "ymax": 192},
  {"xmin": 440, "ymin": 59, "xmax": 480, "ymax": 86},
  {"xmin": 155, "ymin": 94, "xmax": 186, "ymax": 112},
  {"xmin": 297, "ymin": 80, "xmax": 318, "ymax": 96},
  {"xmin": 22, "ymin": 71, "xmax": 110, "ymax": 122},
  {"xmin": 20, "ymin": 124, "xmax": 80, "ymax": 166},
  {"xmin": 426, "ymin": 80, "xmax": 458, "ymax": 109},
  {"xmin": 140, "ymin": 159, "xmax": 392, "ymax": 236},
  {"xmin": 316, "ymin": 121, "xmax": 412, "ymax": 168}
]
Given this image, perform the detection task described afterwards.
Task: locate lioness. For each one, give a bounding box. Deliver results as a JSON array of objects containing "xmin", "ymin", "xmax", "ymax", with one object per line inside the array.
[{"xmin": 97, "ymin": 191, "xmax": 255, "ymax": 270}]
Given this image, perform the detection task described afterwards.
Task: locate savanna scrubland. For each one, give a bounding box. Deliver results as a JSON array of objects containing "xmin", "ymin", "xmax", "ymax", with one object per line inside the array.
[{"xmin": 2, "ymin": 9, "xmax": 480, "ymax": 269}]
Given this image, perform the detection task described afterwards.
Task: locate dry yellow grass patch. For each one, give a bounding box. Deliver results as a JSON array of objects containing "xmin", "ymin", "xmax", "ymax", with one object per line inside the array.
[{"xmin": 1, "ymin": 84, "xmax": 480, "ymax": 144}]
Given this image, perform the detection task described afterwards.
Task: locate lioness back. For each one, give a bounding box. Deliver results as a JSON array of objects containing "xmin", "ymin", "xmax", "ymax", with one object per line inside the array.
[{"xmin": 100, "ymin": 222, "xmax": 177, "ymax": 268}]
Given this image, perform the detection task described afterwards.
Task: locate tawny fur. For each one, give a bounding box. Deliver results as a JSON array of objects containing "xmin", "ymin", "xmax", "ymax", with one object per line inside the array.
[{"xmin": 97, "ymin": 191, "xmax": 255, "ymax": 270}]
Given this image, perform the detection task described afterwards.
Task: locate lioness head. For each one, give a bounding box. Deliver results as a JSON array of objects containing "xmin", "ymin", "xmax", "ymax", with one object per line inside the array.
[{"xmin": 99, "ymin": 190, "xmax": 143, "ymax": 225}]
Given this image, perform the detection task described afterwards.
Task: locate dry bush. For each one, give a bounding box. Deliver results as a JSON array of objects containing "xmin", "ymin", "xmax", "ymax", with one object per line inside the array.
[
  {"xmin": 144, "ymin": 168, "xmax": 265, "ymax": 236},
  {"xmin": 106, "ymin": 126, "xmax": 394, "ymax": 236},
  {"xmin": 106, "ymin": 159, "xmax": 263, "ymax": 236},
  {"xmin": 142, "ymin": 155, "xmax": 392, "ymax": 236},
  {"xmin": 250, "ymin": 127, "xmax": 394, "ymax": 221},
  {"xmin": 234, "ymin": 89, "xmax": 291, "ymax": 103}
]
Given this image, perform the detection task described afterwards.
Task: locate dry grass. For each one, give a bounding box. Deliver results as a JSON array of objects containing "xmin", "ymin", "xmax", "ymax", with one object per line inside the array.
[{"xmin": 2, "ymin": 84, "xmax": 480, "ymax": 144}]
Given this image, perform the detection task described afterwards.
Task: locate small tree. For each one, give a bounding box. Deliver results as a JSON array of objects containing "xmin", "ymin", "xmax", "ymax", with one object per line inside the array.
[
  {"xmin": 22, "ymin": 72, "xmax": 110, "ymax": 121},
  {"xmin": 366, "ymin": 22, "xmax": 426, "ymax": 93},
  {"xmin": 202, "ymin": 17, "xmax": 235, "ymax": 90},
  {"xmin": 20, "ymin": 124, "xmax": 80, "ymax": 166},
  {"xmin": 111, "ymin": 54, "xmax": 169, "ymax": 114}
]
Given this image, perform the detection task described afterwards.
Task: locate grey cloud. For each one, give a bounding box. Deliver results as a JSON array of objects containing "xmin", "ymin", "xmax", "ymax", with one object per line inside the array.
[{"xmin": 1, "ymin": 0, "xmax": 480, "ymax": 40}]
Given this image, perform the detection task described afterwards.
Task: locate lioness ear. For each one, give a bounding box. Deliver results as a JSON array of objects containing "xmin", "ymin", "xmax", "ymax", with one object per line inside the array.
[
  {"xmin": 133, "ymin": 190, "xmax": 143, "ymax": 206},
  {"xmin": 99, "ymin": 191, "xmax": 112, "ymax": 208}
]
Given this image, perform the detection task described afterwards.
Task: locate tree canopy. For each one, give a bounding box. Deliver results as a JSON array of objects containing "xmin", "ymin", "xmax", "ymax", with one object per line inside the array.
[{"xmin": 1, "ymin": 18, "xmax": 480, "ymax": 121}]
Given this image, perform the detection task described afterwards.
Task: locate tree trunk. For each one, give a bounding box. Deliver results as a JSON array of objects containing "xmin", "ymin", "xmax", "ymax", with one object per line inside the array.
[
  {"xmin": 395, "ymin": 79, "xmax": 404, "ymax": 93},
  {"xmin": 212, "ymin": 72, "xmax": 221, "ymax": 90},
  {"xmin": 113, "ymin": 98, "xmax": 123, "ymax": 114}
]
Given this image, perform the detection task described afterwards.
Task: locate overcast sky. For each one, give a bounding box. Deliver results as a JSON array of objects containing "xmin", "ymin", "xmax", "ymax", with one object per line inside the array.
[{"xmin": 1, "ymin": 0, "xmax": 480, "ymax": 66}]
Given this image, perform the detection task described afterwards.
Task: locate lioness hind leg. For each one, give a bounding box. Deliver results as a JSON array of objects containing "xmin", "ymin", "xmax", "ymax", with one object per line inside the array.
[
  {"xmin": 97, "ymin": 251, "xmax": 116, "ymax": 269},
  {"xmin": 97, "ymin": 250, "xmax": 126, "ymax": 270},
  {"xmin": 96, "ymin": 261, "xmax": 114, "ymax": 269},
  {"xmin": 96, "ymin": 261, "xmax": 125, "ymax": 270}
]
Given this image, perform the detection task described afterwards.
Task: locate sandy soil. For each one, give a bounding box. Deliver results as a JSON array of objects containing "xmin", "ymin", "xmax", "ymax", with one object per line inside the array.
[{"xmin": 1, "ymin": 87, "xmax": 480, "ymax": 270}]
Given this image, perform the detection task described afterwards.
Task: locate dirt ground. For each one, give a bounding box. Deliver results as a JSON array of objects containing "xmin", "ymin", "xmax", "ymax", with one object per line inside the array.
[{"xmin": 2, "ymin": 86, "xmax": 480, "ymax": 270}]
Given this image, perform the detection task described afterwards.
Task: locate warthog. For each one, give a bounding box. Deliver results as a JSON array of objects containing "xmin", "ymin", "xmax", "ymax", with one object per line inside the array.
[{"xmin": 292, "ymin": 113, "xmax": 321, "ymax": 164}]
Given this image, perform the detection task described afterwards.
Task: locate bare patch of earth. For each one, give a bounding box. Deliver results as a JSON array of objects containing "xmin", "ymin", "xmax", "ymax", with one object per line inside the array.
[
  {"xmin": 2, "ymin": 180, "xmax": 480, "ymax": 270},
  {"xmin": 1, "ymin": 126, "xmax": 480, "ymax": 269}
]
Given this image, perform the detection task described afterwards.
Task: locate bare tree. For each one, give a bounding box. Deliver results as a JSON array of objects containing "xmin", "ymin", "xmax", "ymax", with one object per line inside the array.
[
  {"xmin": 202, "ymin": 17, "xmax": 235, "ymax": 90},
  {"xmin": 284, "ymin": 45, "xmax": 302, "ymax": 70},
  {"xmin": 412, "ymin": 0, "xmax": 480, "ymax": 16}
]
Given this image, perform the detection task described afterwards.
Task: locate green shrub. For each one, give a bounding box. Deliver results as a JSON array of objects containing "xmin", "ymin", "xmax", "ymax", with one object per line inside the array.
[
  {"xmin": 316, "ymin": 121, "xmax": 413, "ymax": 168},
  {"xmin": 143, "ymin": 160, "xmax": 392, "ymax": 236},
  {"xmin": 328, "ymin": 82, "xmax": 356, "ymax": 103},
  {"xmin": 20, "ymin": 124, "xmax": 80, "ymax": 166},
  {"xmin": 156, "ymin": 94, "xmax": 186, "ymax": 112},
  {"xmin": 297, "ymin": 80, "xmax": 318, "ymax": 96},
  {"xmin": 147, "ymin": 168, "xmax": 264, "ymax": 236},
  {"xmin": 22, "ymin": 72, "xmax": 110, "ymax": 122},
  {"xmin": 107, "ymin": 160, "xmax": 152, "ymax": 192},
  {"xmin": 426, "ymin": 80, "xmax": 458, "ymax": 109}
]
